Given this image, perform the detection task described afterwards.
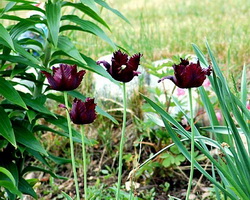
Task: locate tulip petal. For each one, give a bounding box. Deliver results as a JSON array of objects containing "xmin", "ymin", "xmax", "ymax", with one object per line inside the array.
[{"xmin": 42, "ymin": 71, "xmax": 59, "ymax": 90}]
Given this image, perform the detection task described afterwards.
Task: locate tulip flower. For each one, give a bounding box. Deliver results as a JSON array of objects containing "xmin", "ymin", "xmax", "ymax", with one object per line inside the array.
[
  {"xmin": 42, "ymin": 64, "xmax": 86, "ymax": 91},
  {"xmin": 42, "ymin": 63, "xmax": 86, "ymax": 200},
  {"xmin": 70, "ymin": 98, "xmax": 97, "ymax": 125},
  {"xmin": 159, "ymin": 58, "xmax": 212, "ymax": 88},
  {"xmin": 98, "ymin": 50, "xmax": 142, "ymax": 200},
  {"xmin": 159, "ymin": 58, "xmax": 212, "ymax": 200},
  {"xmin": 97, "ymin": 50, "xmax": 142, "ymax": 83}
]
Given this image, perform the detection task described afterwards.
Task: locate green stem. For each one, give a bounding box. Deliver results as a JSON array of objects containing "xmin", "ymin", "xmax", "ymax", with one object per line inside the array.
[
  {"xmin": 64, "ymin": 92, "xmax": 80, "ymax": 200},
  {"xmin": 186, "ymin": 88, "xmax": 195, "ymax": 200},
  {"xmin": 81, "ymin": 125, "xmax": 88, "ymax": 200},
  {"xmin": 116, "ymin": 83, "xmax": 127, "ymax": 200}
]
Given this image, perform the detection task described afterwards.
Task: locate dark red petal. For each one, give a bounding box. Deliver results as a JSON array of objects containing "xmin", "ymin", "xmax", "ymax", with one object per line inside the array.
[
  {"xmin": 127, "ymin": 53, "xmax": 142, "ymax": 71},
  {"xmin": 42, "ymin": 71, "xmax": 59, "ymax": 90},
  {"xmin": 180, "ymin": 58, "xmax": 189, "ymax": 66},
  {"xmin": 112, "ymin": 50, "xmax": 128, "ymax": 66},
  {"xmin": 97, "ymin": 61, "xmax": 111, "ymax": 70},
  {"xmin": 70, "ymin": 98, "xmax": 96, "ymax": 125}
]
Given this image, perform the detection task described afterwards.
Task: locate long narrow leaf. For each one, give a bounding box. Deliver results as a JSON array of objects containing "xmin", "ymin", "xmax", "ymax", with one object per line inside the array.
[
  {"xmin": 45, "ymin": 0, "xmax": 61, "ymax": 47},
  {"xmin": 62, "ymin": 2, "xmax": 109, "ymax": 29},
  {"xmin": 57, "ymin": 35, "xmax": 86, "ymax": 64},
  {"xmin": 0, "ymin": 77, "xmax": 27, "ymax": 109},
  {"xmin": 61, "ymin": 15, "xmax": 115, "ymax": 48},
  {"xmin": 0, "ymin": 107, "xmax": 16, "ymax": 148},
  {"xmin": 94, "ymin": 0, "xmax": 130, "ymax": 24},
  {"xmin": 0, "ymin": 24, "xmax": 15, "ymax": 50},
  {"xmin": 80, "ymin": 0, "xmax": 99, "ymax": 14}
]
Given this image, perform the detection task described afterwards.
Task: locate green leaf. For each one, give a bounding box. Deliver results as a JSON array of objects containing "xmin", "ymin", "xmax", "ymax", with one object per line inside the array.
[
  {"xmin": 0, "ymin": 107, "xmax": 16, "ymax": 148},
  {"xmin": 62, "ymin": 2, "xmax": 109, "ymax": 29},
  {"xmin": 26, "ymin": 110, "xmax": 37, "ymax": 123},
  {"xmin": 14, "ymin": 125, "xmax": 48, "ymax": 156},
  {"xmin": 0, "ymin": 180, "xmax": 22, "ymax": 197},
  {"xmin": 13, "ymin": 41, "xmax": 40, "ymax": 64},
  {"xmin": 48, "ymin": 153, "xmax": 71, "ymax": 165},
  {"xmin": 192, "ymin": 43, "xmax": 209, "ymax": 67},
  {"xmin": 0, "ymin": 167, "xmax": 16, "ymax": 186},
  {"xmin": 0, "ymin": 55, "xmax": 42, "ymax": 70},
  {"xmin": 20, "ymin": 93, "xmax": 56, "ymax": 117},
  {"xmin": 67, "ymin": 90, "xmax": 118, "ymax": 124},
  {"xmin": 0, "ymin": 2, "xmax": 16, "ymax": 17},
  {"xmin": 240, "ymin": 64, "xmax": 247, "ymax": 107},
  {"xmin": 0, "ymin": 24, "xmax": 15, "ymax": 50},
  {"xmin": 45, "ymin": 0, "xmax": 61, "ymax": 47},
  {"xmin": 21, "ymin": 166, "xmax": 66, "ymax": 180},
  {"xmin": 94, "ymin": 0, "xmax": 130, "ymax": 24},
  {"xmin": 0, "ymin": 77, "xmax": 27, "ymax": 109},
  {"xmin": 80, "ymin": 0, "xmax": 99, "ymax": 14},
  {"xmin": 62, "ymin": 191, "xmax": 73, "ymax": 200},
  {"xmin": 61, "ymin": 15, "xmax": 115, "ymax": 48},
  {"xmin": 57, "ymin": 35, "xmax": 86, "ymax": 64},
  {"xmin": 26, "ymin": 148, "xmax": 50, "ymax": 167},
  {"xmin": 9, "ymin": 20, "xmax": 36, "ymax": 40},
  {"xmin": 18, "ymin": 178, "xmax": 37, "ymax": 199},
  {"xmin": 201, "ymin": 126, "xmax": 243, "ymax": 134}
]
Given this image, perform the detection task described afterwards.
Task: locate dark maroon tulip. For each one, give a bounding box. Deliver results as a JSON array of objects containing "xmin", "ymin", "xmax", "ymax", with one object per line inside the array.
[
  {"xmin": 97, "ymin": 50, "xmax": 142, "ymax": 83},
  {"xmin": 159, "ymin": 58, "xmax": 212, "ymax": 88},
  {"xmin": 42, "ymin": 64, "xmax": 86, "ymax": 91},
  {"xmin": 70, "ymin": 98, "xmax": 97, "ymax": 125}
]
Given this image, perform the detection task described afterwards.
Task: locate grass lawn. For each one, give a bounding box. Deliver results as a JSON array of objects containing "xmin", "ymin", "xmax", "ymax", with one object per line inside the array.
[{"xmin": 77, "ymin": 0, "xmax": 250, "ymax": 76}]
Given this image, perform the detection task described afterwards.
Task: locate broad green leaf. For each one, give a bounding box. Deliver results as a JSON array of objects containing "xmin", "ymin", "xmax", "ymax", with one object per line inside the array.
[
  {"xmin": 26, "ymin": 110, "xmax": 37, "ymax": 123},
  {"xmin": 62, "ymin": 2, "xmax": 109, "ymax": 29},
  {"xmin": 18, "ymin": 178, "xmax": 37, "ymax": 199},
  {"xmin": 0, "ymin": 107, "xmax": 16, "ymax": 148},
  {"xmin": 0, "ymin": 77, "xmax": 27, "ymax": 109},
  {"xmin": 61, "ymin": 15, "xmax": 115, "ymax": 48},
  {"xmin": 80, "ymin": 0, "xmax": 99, "ymax": 14},
  {"xmin": 0, "ymin": 24, "xmax": 15, "ymax": 50},
  {"xmin": 0, "ymin": 55, "xmax": 42, "ymax": 70},
  {"xmin": 0, "ymin": 181, "xmax": 22, "ymax": 197},
  {"xmin": 14, "ymin": 125, "xmax": 48, "ymax": 156},
  {"xmin": 9, "ymin": 20, "xmax": 36, "ymax": 40},
  {"xmin": 20, "ymin": 93, "xmax": 56, "ymax": 117},
  {"xmin": 67, "ymin": 90, "xmax": 118, "ymax": 124},
  {"xmin": 13, "ymin": 41, "xmax": 40, "ymax": 64},
  {"xmin": 57, "ymin": 36, "xmax": 86, "ymax": 64},
  {"xmin": 0, "ymin": 167, "xmax": 16, "ymax": 186},
  {"xmin": 94, "ymin": 0, "xmax": 130, "ymax": 24},
  {"xmin": 45, "ymin": 0, "xmax": 61, "ymax": 47}
]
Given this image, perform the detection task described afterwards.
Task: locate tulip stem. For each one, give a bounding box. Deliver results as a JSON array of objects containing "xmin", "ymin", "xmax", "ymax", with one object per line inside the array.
[
  {"xmin": 64, "ymin": 92, "xmax": 80, "ymax": 200},
  {"xmin": 116, "ymin": 83, "xmax": 127, "ymax": 200},
  {"xmin": 81, "ymin": 125, "xmax": 88, "ymax": 200},
  {"xmin": 186, "ymin": 88, "xmax": 195, "ymax": 200}
]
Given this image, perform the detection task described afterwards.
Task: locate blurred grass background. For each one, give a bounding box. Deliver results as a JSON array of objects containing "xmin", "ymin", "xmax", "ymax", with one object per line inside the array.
[
  {"xmin": 80, "ymin": 0, "xmax": 250, "ymax": 74},
  {"xmin": 1, "ymin": 0, "xmax": 250, "ymax": 73}
]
